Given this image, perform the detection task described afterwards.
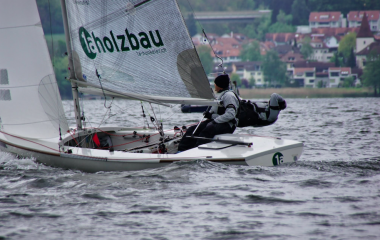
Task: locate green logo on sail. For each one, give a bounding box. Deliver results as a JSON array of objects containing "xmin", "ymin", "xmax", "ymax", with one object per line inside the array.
[{"xmin": 79, "ymin": 27, "xmax": 164, "ymax": 59}]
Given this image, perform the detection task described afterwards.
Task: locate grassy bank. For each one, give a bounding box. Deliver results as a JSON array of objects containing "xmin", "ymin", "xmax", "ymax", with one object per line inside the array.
[{"xmin": 239, "ymin": 88, "xmax": 374, "ymax": 99}]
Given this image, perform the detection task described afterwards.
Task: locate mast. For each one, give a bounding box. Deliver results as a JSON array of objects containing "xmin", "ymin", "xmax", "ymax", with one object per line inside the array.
[{"xmin": 60, "ymin": 0, "xmax": 83, "ymax": 130}]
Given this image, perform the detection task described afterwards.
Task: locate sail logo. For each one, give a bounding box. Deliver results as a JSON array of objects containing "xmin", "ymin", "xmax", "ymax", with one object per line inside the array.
[
  {"xmin": 79, "ymin": 27, "xmax": 164, "ymax": 59},
  {"xmin": 75, "ymin": 0, "xmax": 89, "ymax": 5}
]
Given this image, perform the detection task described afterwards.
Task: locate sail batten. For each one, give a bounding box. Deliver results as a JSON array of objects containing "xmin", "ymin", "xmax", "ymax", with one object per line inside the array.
[{"xmin": 65, "ymin": 0, "xmax": 214, "ymax": 101}]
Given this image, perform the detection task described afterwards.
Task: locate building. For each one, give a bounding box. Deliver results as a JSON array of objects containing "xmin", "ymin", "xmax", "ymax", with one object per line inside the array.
[
  {"xmin": 210, "ymin": 36, "xmax": 242, "ymax": 63},
  {"xmin": 328, "ymin": 67, "xmax": 353, "ymax": 88},
  {"xmin": 356, "ymin": 13, "xmax": 375, "ymax": 53},
  {"xmin": 309, "ymin": 12, "xmax": 344, "ymax": 29},
  {"xmin": 356, "ymin": 41, "xmax": 380, "ymax": 68},
  {"xmin": 231, "ymin": 61, "xmax": 265, "ymax": 87},
  {"xmin": 265, "ymin": 33, "xmax": 296, "ymax": 46},
  {"xmin": 293, "ymin": 67, "xmax": 316, "ymax": 87},
  {"xmin": 348, "ymin": 10, "xmax": 380, "ymax": 32},
  {"xmin": 280, "ymin": 50, "xmax": 304, "ymax": 76}
]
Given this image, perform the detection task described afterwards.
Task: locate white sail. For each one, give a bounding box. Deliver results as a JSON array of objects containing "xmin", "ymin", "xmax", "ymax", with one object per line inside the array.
[
  {"xmin": 0, "ymin": 0, "xmax": 69, "ymax": 139},
  {"xmin": 65, "ymin": 0, "xmax": 214, "ymax": 101}
]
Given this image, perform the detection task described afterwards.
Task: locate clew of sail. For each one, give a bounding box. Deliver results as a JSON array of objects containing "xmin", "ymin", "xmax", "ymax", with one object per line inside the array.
[
  {"xmin": 0, "ymin": 0, "xmax": 69, "ymax": 139},
  {"xmin": 65, "ymin": 0, "xmax": 214, "ymax": 103}
]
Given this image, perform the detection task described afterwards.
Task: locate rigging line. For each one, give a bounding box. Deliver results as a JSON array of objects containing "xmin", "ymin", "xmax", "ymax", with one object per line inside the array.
[
  {"xmin": 202, "ymin": 29, "xmax": 224, "ymax": 73},
  {"xmin": 149, "ymin": 103, "xmax": 160, "ymax": 131},
  {"xmin": 182, "ymin": 0, "xmax": 224, "ymax": 74},
  {"xmin": 97, "ymin": 97, "xmax": 114, "ymax": 128}
]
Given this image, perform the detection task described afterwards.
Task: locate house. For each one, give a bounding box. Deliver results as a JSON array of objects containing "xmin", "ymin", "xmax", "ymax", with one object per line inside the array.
[
  {"xmin": 293, "ymin": 61, "xmax": 335, "ymax": 87},
  {"xmin": 231, "ymin": 61, "xmax": 265, "ymax": 87},
  {"xmin": 356, "ymin": 41, "xmax": 380, "ymax": 68},
  {"xmin": 309, "ymin": 12, "xmax": 344, "ymax": 29},
  {"xmin": 309, "ymin": 37, "xmax": 332, "ymax": 62},
  {"xmin": 356, "ymin": 13, "xmax": 375, "ymax": 53},
  {"xmin": 265, "ymin": 33, "xmax": 296, "ymax": 46},
  {"xmin": 192, "ymin": 33, "xmax": 219, "ymax": 46},
  {"xmin": 272, "ymin": 45, "xmax": 298, "ymax": 58},
  {"xmin": 210, "ymin": 37, "xmax": 242, "ymax": 63},
  {"xmin": 293, "ymin": 67, "xmax": 316, "ymax": 87},
  {"xmin": 328, "ymin": 67, "xmax": 353, "ymax": 87},
  {"xmin": 280, "ymin": 50, "xmax": 304, "ymax": 76},
  {"xmin": 347, "ymin": 10, "xmax": 380, "ymax": 32}
]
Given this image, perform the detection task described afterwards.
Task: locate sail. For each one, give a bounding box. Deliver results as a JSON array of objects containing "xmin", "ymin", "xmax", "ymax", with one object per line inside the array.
[
  {"xmin": 0, "ymin": 0, "xmax": 69, "ymax": 139},
  {"xmin": 64, "ymin": 0, "xmax": 214, "ymax": 100}
]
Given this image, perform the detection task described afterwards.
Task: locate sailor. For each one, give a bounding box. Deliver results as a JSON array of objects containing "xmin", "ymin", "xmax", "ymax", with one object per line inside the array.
[
  {"xmin": 178, "ymin": 74, "xmax": 239, "ymax": 151},
  {"xmin": 246, "ymin": 93, "xmax": 287, "ymax": 127}
]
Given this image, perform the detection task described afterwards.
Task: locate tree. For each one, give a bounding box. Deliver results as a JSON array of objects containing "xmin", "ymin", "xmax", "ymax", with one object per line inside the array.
[
  {"xmin": 300, "ymin": 36, "xmax": 313, "ymax": 59},
  {"xmin": 53, "ymin": 56, "xmax": 72, "ymax": 99},
  {"xmin": 361, "ymin": 51, "xmax": 380, "ymax": 96},
  {"xmin": 240, "ymin": 41, "xmax": 262, "ymax": 61},
  {"xmin": 185, "ymin": 13, "xmax": 197, "ymax": 37},
  {"xmin": 346, "ymin": 47, "xmax": 356, "ymax": 68},
  {"xmin": 37, "ymin": 0, "xmax": 64, "ymax": 33},
  {"xmin": 262, "ymin": 50, "xmax": 287, "ymax": 87},
  {"xmin": 196, "ymin": 45, "xmax": 213, "ymax": 75},
  {"xmin": 341, "ymin": 76, "xmax": 355, "ymax": 88},
  {"xmin": 230, "ymin": 73, "xmax": 242, "ymax": 87},
  {"xmin": 291, "ymin": 0, "xmax": 310, "ymax": 25},
  {"xmin": 268, "ymin": 10, "xmax": 296, "ymax": 33},
  {"xmin": 244, "ymin": 16, "xmax": 271, "ymax": 41},
  {"xmin": 338, "ymin": 32, "xmax": 357, "ymax": 60},
  {"xmin": 249, "ymin": 76, "xmax": 256, "ymax": 88}
]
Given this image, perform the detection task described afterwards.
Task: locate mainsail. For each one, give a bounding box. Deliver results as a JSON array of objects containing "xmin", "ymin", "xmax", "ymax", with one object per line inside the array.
[
  {"xmin": 65, "ymin": 0, "xmax": 214, "ymax": 102},
  {"xmin": 0, "ymin": 0, "xmax": 69, "ymax": 139}
]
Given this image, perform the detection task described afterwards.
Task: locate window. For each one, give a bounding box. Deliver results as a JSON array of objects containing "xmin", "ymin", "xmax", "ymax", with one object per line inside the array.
[
  {"xmin": 309, "ymin": 79, "xmax": 315, "ymax": 83},
  {"xmin": 330, "ymin": 72, "xmax": 339, "ymax": 77},
  {"xmin": 257, "ymin": 72, "xmax": 261, "ymax": 75},
  {"xmin": 257, "ymin": 79, "xmax": 261, "ymax": 82},
  {"xmin": 0, "ymin": 69, "xmax": 9, "ymax": 85},
  {"xmin": 306, "ymin": 72, "xmax": 314, "ymax": 77}
]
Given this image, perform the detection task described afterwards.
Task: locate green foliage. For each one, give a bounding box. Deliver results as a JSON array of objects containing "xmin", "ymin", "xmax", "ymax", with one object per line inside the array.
[
  {"xmin": 362, "ymin": 52, "xmax": 380, "ymax": 96},
  {"xmin": 249, "ymin": 76, "xmax": 256, "ymax": 87},
  {"xmin": 338, "ymin": 32, "xmax": 356, "ymax": 59},
  {"xmin": 36, "ymin": 0, "xmax": 64, "ymax": 33},
  {"xmin": 230, "ymin": 73, "xmax": 242, "ymax": 87},
  {"xmin": 196, "ymin": 45, "xmax": 213, "ymax": 75},
  {"xmin": 267, "ymin": 10, "xmax": 295, "ymax": 33},
  {"xmin": 268, "ymin": 22, "xmax": 296, "ymax": 33},
  {"xmin": 330, "ymin": 52, "xmax": 344, "ymax": 67},
  {"xmin": 244, "ymin": 16, "xmax": 271, "ymax": 40},
  {"xmin": 240, "ymin": 41, "xmax": 262, "ymax": 61},
  {"xmin": 185, "ymin": 13, "xmax": 197, "ymax": 37},
  {"xmin": 291, "ymin": 0, "xmax": 310, "ymax": 25},
  {"xmin": 346, "ymin": 47, "xmax": 356, "ymax": 68},
  {"xmin": 53, "ymin": 56, "xmax": 72, "ymax": 99},
  {"xmin": 341, "ymin": 76, "xmax": 355, "ymax": 88},
  {"xmin": 300, "ymin": 36, "xmax": 313, "ymax": 59},
  {"xmin": 317, "ymin": 80, "xmax": 325, "ymax": 88},
  {"xmin": 262, "ymin": 50, "xmax": 287, "ymax": 86}
]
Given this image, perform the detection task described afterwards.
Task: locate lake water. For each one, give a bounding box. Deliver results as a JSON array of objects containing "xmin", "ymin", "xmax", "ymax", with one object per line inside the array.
[{"xmin": 1, "ymin": 98, "xmax": 380, "ymax": 239}]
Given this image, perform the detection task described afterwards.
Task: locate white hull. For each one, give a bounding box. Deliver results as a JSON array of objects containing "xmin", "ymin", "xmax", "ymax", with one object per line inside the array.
[{"xmin": 0, "ymin": 127, "xmax": 303, "ymax": 172}]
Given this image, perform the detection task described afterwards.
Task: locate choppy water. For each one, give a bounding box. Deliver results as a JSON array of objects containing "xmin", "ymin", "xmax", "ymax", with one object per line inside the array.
[{"xmin": 1, "ymin": 98, "xmax": 380, "ymax": 239}]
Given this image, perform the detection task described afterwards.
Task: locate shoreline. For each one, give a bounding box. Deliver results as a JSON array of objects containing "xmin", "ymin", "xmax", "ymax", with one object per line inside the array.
[{"xmin": 239, "ymin": 87, "xmax": 374, "ymax": 99}]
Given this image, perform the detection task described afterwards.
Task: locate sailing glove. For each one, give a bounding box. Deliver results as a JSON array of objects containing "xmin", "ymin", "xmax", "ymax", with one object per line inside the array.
[{"xmin": 203, "ymin": 111, "xmax": 213, "ymax": 119}]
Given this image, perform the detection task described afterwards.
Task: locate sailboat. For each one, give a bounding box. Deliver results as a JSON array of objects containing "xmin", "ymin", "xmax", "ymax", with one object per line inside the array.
[{"xmin": 0, "ymin": 0, "xmax": 303, "ymax": 172}]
